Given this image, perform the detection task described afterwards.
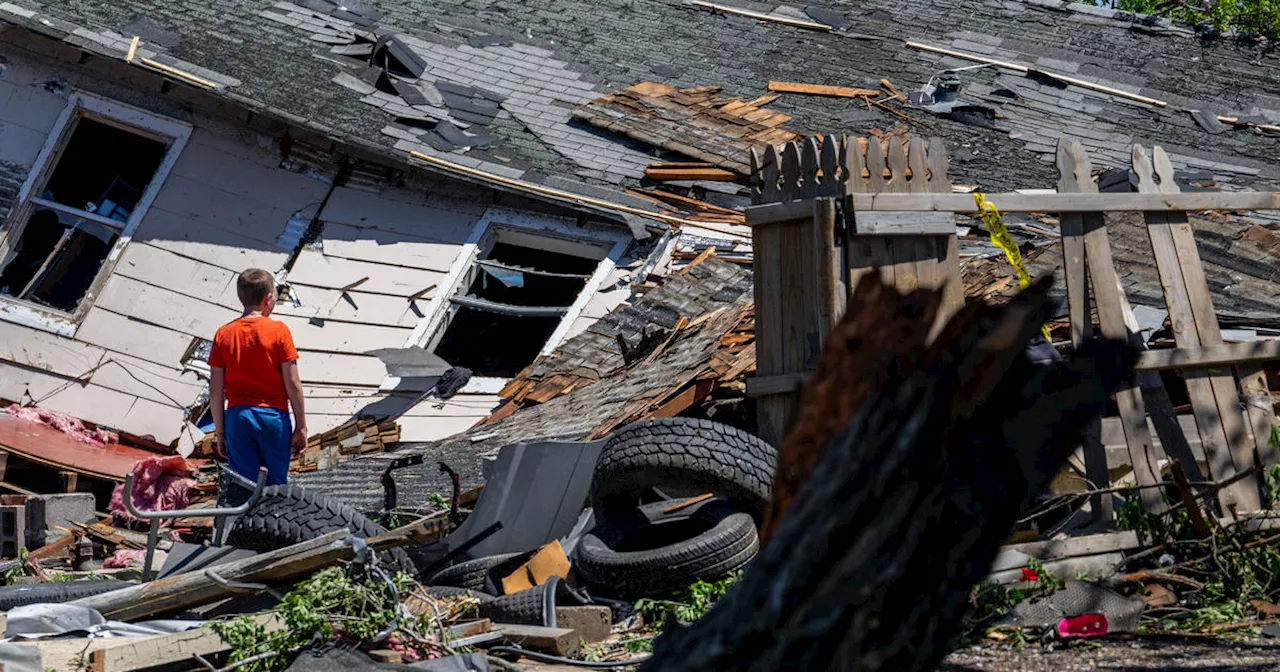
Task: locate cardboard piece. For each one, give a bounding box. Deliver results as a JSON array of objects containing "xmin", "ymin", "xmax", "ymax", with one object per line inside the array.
[{"xmin": 500, "ymin": 540, "xmax": 570, "ymax": 595}]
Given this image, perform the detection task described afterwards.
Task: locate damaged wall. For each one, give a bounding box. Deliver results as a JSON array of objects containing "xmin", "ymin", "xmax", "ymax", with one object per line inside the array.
[{"xmin": 0, "ymin": 31, "xmax": 644, "ymax": 445}]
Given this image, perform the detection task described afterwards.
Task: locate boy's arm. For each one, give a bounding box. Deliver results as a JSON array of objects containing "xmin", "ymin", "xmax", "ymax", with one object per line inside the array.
[
  {"xmin": 210, "ymin": 366, "xmax": 227, "ymax": 458},
  {"xmin": 282, "ymin": 360, "xmax": 307, "ymax": 454}
]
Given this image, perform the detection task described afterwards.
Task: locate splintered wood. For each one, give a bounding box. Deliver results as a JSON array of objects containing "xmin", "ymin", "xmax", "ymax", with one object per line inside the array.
[
  {"xmin": 291, "ymin": 417, "xmax": 401, "ymax": 472},
  {"xmin": 483, "ymin": 290, "xmax": 756, "ymax": 438},
  {"xmin": 572, "ymin": 82, "xmax": 800, "ymax": 174}
]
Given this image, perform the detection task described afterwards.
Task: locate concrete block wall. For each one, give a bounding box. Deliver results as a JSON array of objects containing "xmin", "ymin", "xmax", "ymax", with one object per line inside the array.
[
  {"xmin": 0, "ymin": 504, "xmax": 24, "ymax": 557},
  {"xmin": 23, "ymin": 493, "xmax": 95, "ymax": 549}
]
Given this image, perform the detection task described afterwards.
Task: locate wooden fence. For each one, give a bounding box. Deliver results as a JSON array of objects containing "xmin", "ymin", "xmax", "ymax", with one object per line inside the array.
[{"xmin": 745, "ymin": 134, "xmax": 1280, "ymax": 517}]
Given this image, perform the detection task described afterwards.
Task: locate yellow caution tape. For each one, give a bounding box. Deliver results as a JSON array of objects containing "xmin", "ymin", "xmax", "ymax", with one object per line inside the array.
[{"xmin": 974, "ymin": 192, "xmax": 1052, "ymax": 342}]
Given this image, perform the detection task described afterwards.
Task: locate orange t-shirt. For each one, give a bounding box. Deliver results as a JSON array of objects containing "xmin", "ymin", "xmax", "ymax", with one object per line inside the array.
[{"xmin": 208, "ymin": 316, "xmax": 299, "ymax": 410}]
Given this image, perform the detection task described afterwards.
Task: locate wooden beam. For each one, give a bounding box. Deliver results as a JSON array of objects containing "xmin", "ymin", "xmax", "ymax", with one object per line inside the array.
[
  {"xmin": 746, "ymin": 339, "xmax": 1280, "ymax": 401},
  {"xmin": 645, "ymin": 167, "xmax": 741, "ymax": 181},
  {"xmin": 407, "ymin": 151, "xmax": 752, "ymax": 240},
  {"xmin": 768, "ymin": 81, "xmax": 882, "ymax": 98},
  {"xmin": 993, "ymin": 531, "xmax": 1142, "ymax": 569},
  {"xmin": 748, "ymin": 192, "xmax": 1280, "ymax": 223},
  {"xmin": 89, "ymin": 615, "xmax": 282, "ymax": 672},
  {"xmin": 745, "ymin": 372, "xmax": 806, "ymax": 397},
  {"xmin": 1136, "ymin": 341, "xmax": 1280, "ymax": 370},
  {"xmin": 689, "ymin": 2, "xmax": 831, "ymax": 31},
  {"xmin": 852, "ymin": 211, "xmax": 956, "ymax": 236},
  {"xmin": 905, "ymin": 41, "xmax": 1167, "ymax": 107}
]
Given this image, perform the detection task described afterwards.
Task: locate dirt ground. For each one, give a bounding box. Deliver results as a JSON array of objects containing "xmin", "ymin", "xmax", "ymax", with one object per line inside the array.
[{"xmin": 939, "ymin": 635, "xmax": 1280, "ymax": 671}]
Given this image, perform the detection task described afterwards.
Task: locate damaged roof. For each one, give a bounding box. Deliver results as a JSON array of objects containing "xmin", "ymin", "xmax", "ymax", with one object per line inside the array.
[
  {"xmin": 293, "ymin": 256, "xmax": 753, "ymax": 510},
  {"xmin": 8, "ymin": 0, "xmax": 1279, "ymax": 207}
]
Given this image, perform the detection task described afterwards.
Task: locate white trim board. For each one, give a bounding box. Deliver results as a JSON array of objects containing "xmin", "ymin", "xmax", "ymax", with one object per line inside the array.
[{"xmin": 381, "ymin": 206, "xmax": 632, "ymax": 392}]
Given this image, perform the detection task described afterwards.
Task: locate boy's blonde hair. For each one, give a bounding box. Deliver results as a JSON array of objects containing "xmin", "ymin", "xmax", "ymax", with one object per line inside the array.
[{"xmin": 236, "ymin": 268, "xmax": 275, "ymax": 308}]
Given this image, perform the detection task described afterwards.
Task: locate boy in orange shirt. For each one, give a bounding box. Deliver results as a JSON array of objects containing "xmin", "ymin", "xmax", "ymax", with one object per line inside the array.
[{"xmin": 209, "ymin": 268, "xmax": 307, "ymax": 486}]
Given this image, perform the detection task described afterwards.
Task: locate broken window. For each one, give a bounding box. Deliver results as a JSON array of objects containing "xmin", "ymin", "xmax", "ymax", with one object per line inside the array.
[
  {"xmin": 429, "ymin": 228, "xmax": 609, "ymax": 378},
  {"xmin": 0, "ymin": 95, "xmax": 188, "ymax": 320}
]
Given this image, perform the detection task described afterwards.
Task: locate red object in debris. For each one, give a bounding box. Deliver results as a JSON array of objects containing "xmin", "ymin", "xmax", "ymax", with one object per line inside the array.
[
  {"xmin": 1057, "ymin": 613, "xmax": 1108, "ymax": 638},
  {"xmin": 1020, "ymin": 567, "xmax": 1039, "ymax": 582}
]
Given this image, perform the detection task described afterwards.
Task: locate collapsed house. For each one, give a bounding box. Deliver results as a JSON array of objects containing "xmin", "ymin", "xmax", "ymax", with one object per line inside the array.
[{"xmin": 0, "ymin": 0, "xmax": 1278, "ymax": 486}]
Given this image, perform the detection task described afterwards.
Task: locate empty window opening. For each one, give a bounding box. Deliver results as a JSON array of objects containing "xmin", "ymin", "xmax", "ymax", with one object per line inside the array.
[
  {"xmin": 0, "ymin": 113, "xmax": 171, "ymax": 314},
  {"xmin": 431, "ymin": 229, "xmax": 607, "ymax": 378},
  {"xmin": 43, "ymin": 118, "xmax": 167, "ymax": 219}
]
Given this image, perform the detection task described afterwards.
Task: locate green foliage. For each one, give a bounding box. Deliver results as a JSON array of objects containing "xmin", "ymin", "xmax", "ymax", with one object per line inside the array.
[
  {"xmin": 1095, "ymin": 0, "xmax": 1280, "ymax": 38},
  {"xmin": 1265, "ymin": 464, "xmax": 1280, "ymax": 509},
  {"xmin": 634, "ymin": 573, "xmax": 741, "ymax": 627},
  {"xmin": 213, "ymin": 566, "xmax": 413, "ymax": 671},
  {"xmin": 2, "ymin": 548, "xmax": 28, "ymax": 585},
  {"xmin": 426, "ymin": 492, "xmax": 450, "ymax": 510},
  {"xmin": 966, "ymin": 557, "xmax": 1067, "ymax": 641}
]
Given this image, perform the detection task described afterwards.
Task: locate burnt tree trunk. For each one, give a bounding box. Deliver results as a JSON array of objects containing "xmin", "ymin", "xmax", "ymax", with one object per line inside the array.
[{"xmin": 642, "ymin": 274, "xmax": 1133, "ymax": 672}]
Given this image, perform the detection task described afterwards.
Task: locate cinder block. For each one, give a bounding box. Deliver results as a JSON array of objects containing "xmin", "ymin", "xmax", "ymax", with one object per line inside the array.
[
  {"xmin": 555, "ymin": 606, "xmax": 612, "ymax": 644},
  {"xmin": 24, "ymin": 493, "xmax": 95, "ymax": 550},
  {"xmin": 0, "ymin": 504, "xmax": 25, "ymax": 558}
]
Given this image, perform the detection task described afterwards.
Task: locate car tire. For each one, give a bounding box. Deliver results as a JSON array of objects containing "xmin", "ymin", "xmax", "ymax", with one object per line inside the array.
[
  {"xmin": 590, "ymin": 418, "xmax": 776, "ymax": 522},
  {"xmin": 226, "ymin": 484, "xmax": 416, "ymax": 576},
  {"xmin": 575, "ymin": 497, "xmax": 758, "ymax": 599}
]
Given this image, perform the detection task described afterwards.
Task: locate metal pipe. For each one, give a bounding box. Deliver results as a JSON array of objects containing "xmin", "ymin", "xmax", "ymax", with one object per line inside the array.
[{"xmin": 124, "ymin": 467, "xmax": 268, "ymax": 581}]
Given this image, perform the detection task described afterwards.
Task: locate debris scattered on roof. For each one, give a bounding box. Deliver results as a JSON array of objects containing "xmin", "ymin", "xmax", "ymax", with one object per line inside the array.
[
  {"xmin": 768, "ymin": 81, "xmax": 880, "ymax": 98},
  {"xmin": 572, "ymin": 82, "xmax": 800, "ymax": 175}
]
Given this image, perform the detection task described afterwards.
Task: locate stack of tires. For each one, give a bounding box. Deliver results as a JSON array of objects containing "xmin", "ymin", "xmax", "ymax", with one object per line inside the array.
[{"xmin": 573, "ymin": 418, "xmax": 776, "ymax": 600}]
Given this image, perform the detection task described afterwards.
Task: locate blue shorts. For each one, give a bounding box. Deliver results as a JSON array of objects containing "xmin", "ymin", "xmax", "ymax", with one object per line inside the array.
[{"xmin": 225, "ymin": 406, "xmax": 292, "ymax": 487}]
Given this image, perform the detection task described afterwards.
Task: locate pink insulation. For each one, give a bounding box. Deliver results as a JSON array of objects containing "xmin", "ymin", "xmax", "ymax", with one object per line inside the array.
[
  {"xmin": 5, "ymin": 404, "xmax": 118, "ymax": 446},
  {"xmin": 110, "ymin": 455, "xmax": 198, "ymax": 524}
]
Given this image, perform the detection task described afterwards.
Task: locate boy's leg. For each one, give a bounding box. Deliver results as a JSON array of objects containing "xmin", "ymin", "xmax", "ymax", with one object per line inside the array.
[
  {"xmin": 246, "ymin": 407, "xmax": 292, "ymax": 486},
  {"xmin": 224, "ymin": 406, "xmax": 264, "ymax": 483}
]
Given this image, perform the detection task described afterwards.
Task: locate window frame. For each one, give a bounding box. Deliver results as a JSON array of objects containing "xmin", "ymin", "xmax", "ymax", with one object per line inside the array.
[
  {"xmin": 0, "ymin": 91, "xmax": 192, "ymax": 335},
  {"xmin": 383, "ymin": 206, "xmax": 630, "ymax": 393}
]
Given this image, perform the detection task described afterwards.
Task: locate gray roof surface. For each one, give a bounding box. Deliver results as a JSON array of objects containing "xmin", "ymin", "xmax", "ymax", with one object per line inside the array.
[{"xmin": 7, "ymin": 0, "xmax": 1278, "ymax": 199}]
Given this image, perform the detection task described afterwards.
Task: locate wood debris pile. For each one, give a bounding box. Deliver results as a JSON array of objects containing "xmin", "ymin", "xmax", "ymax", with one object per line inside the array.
[{"xmin": 573, "ymin": 82, "xmax": 799, "ymax": 174}]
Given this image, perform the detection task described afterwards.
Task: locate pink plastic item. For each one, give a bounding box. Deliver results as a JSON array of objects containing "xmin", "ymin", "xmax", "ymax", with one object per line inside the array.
[{"xmin": 1057, "ymin": 613, "xmax": 1108, "ymax": 638}]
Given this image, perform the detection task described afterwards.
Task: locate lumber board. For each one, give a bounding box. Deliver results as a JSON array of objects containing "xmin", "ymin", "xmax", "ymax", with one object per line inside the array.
[
  {"xmin": 1136, "ymin": 341, "xmax": 1280, "ymax": 370},
  {"xmin": 1135, "ymin": 145, "xmax": 1259, "ymax": 511},
  {"xmin": 746, "ymin": 191, "xmax": 1280, "ymax": 224},
  {"xmin": 89, "ymin": 615, "xmax": 282, "ymax": 672},
  {"xmin": 905, "ymin": 41, "xmax": 1167, "ymax": 107},
  {"xmin": 996, "ymin": 531, "xmax": 1142, "ymax": 567},
  {"xmin": 1058, "ymin": 140, "xmax": 1164, "ymax": 513},
  {"xmin": 644, "ymin": 167, "xmax": 740, "ymax": 181},
  {"xmin": 850, "ymin": 211, "xmax": 955, "ymax": 236},
  {"xmin": 767, "ymin": 81, "xmax": 881, "ymax": 98},
  {"xmin": 71, "ymin": 515, "xmax": 453, "ymax": 621},
  {"xmin": 1057, "ymin": 168, "xmax": 1111, "ymax": 521}
]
